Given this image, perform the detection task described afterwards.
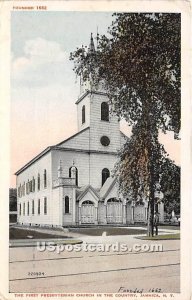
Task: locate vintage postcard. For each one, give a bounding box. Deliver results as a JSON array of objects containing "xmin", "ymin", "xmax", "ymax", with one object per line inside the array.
[{"xmin": 0, "ymin": 1, "xmax": 191, "ymax": 300}]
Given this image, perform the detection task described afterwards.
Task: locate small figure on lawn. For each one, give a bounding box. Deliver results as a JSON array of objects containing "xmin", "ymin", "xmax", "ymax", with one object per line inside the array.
[{"xmin": 154, "ymin": 211, "xmax": 160, "ymax": 235}]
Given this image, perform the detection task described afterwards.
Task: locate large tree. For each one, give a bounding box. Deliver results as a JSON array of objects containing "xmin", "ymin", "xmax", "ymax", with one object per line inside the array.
[
  {"xmin": 160, "ymin": 160, "xmax": 180, "ymax": 216},
  {"xmin": 70, "ymin": 13, "xmax": 180, "ymax": 235}
]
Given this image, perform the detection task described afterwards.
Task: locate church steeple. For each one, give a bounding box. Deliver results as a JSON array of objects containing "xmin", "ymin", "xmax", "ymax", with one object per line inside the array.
[
  {"xmin": 80, "ymin": 33, "xmax": 96, "ymax": 95},
  {"xmin": 88, "ymin": 33, "xmax": 96, "ymax": 54}
]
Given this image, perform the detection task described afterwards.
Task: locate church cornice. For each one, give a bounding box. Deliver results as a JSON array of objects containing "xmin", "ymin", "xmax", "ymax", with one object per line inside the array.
[
  {"xmin": 53, "ymin": 146, "xmax": 117, "ymax": 156},
  {"xmin": 15, "ymin": 145, "xmax": 117, "ymax": 176},
  {"xmin": 75, "ymin": 90, "xmax": 108, "ymax": 105}
]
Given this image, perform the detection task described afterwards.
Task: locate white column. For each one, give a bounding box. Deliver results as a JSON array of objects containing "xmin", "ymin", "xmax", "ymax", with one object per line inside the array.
[
  {"xmin": 72, "ymin": 188, "xmax": 76, "ymax": 225},
  {"xmin": 95, "ymin": 206, "xmax": 98, "ymax": 224},
  {"xmin": 145, "ymin": 207, "xmax": 148, "ymax": 221},
  {"xmin": 78, "ymin": 206, "xmax": 81, "ymax": 225},
  {"xmin": 131, "ymin": 204, "xmax": 135, "ymax": 224},
  {"xmin": 123, "ymin": 204, "xmax": 126, "ymax": 224},
  {"xmin": 59, "ymin": 187, "xmax": 63, "ymax": 226},
  {"xmin": 103, "ymin": 204, "xmax": 107, "ymax": 224}
]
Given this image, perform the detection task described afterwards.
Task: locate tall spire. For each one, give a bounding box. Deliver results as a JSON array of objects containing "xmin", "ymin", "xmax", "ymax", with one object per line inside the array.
[
  {"xmin": 88, "ymin": 32, "xmax": 96, "ymax": 54},
  {"xmin": 80, "ymin": 33, "xmax": 96, "ymax": 95}
]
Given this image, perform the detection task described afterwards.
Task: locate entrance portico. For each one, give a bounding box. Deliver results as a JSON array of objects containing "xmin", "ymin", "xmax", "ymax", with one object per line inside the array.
[{"xmin": 78, "ymin": 185, "xmax": 99, "ymax": 225}]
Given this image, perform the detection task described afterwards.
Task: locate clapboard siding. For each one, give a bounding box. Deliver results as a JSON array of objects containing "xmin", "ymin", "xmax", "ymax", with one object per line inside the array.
[
  {"xmin": 52, "ymin": 149, "xmax": 90, "ymax": 187},
  {"xmin": 89, "ymin": 153, "xmax": 117, "ymax": 189},
  {"xmin": 58, "ymin": 128, "xmax": 90, "ymax": 150},
  {"xmin": 89, "ymin": 93, "xmax": 121, "ymax": 152},
  {"xmin": 17, "ymin": 151, "xmax": 53, "ymax": 226}
]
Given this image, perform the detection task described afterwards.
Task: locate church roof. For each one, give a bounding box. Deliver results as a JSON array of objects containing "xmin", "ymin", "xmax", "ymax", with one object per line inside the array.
[
  {"xmin": 99, "ymin": 177, "xmax": 117, "ymax": 200},
  {"xmin": 15, "ymin": 146, "xmax": 53, "ymax": 175},
  {"xmin": 77, "ymin": 185, "xmax": 100, "ymax": 201},
  {"xmin": 15, "ymin": 125, "xmax": 128, "ymax": 175},
  {"xmin": 15, "ymin": 145, "xmax": 118, "ymax": 175},
  {"xmin": 75, "ymin": 90, "xmax": 108, "ymax": 105},
  {"xmin": 120, "ymin": 131, "xmax": 129, "ymax": 139},
  {"xmin": 56, "ymin": 127, "xmax": 90, "ymax": 147}
]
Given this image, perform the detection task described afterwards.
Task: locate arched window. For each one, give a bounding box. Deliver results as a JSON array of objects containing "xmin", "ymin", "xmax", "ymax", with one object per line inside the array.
[
  {"xmin": 27, "ymin": 180, "xmax": 29, "ymax": 194},
  {"xmin": 32, "ymin": 177, "xmax": 35, "ymax": 192},
  {"xmin": 65, "ymin": 196, "xmax": 70, "ymax": 214},
  {"xmin": 38, "ymin": 174, "xmax": 40, "ymax": 191},
  {"xmin": 29, "ymin": 180, "xmax": 33, "ymax": 193},
  {"xmin": 27, "ymin": 201, "xmax": 29, "ymax": 215},
  {"xmin": 44, "ymin": 197, "xmax": 47, "ymax": 215},
  {"xmin": 69, "ymin": 166, "xmax": 78, "ymax": 186},
  {"xmin": 82, "ymin": 200, "xmax": 94, "ymax": 205},
  {"xmin": 19, "ymin": 203, "xmax": 21, "ymax": 215},
  {"xmin": 32, "ymin": 200, "xmax": 34, "ymax": 215},
  {"xmin": 101, "ymin": 102, "xmax": 109, "ymax": 121},
  {"xmin": 82, "ymin": 105, "xmax": 85, "ymax": 124},
  {"xmin": 38, "ymin": 199, "xmax": 40, "ymax": 215},
  {"xmin": 107, "ymin": 198, "xmax": 121, "ymax": 203},
  {"xmin": 44, "ymin": 169, "xmax": 47, "ymax": 188},
  {"xmin": 19, "ymin": 184, "xmax": 22, "ymax": 197},
  {"xmin": 135, "ymin": 201, "xmax": 145, "ymax": 206},
  {"xmin": 102, "ymin": 168, "xmax": 110, "ymax": 186}
]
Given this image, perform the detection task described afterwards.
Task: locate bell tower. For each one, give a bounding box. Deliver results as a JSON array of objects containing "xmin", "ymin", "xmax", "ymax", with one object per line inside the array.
[{"xmin": 75, "ymin": 34, "xmax": 121, "ymax": 153}]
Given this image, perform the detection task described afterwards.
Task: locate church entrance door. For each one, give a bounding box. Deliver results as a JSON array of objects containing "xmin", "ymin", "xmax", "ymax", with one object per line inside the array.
[
  {"xmin": 81, "ymin": 201, "xmax": 95, "ymax": 224},
  {"xmin": 107, "ymin": 198, "xmax": 123, "ymax": 224}
]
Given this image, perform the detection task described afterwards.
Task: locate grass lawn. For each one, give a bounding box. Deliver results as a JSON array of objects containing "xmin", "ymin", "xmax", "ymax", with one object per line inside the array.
[
  {"xmin": 136, "ymin": 225, "xmax": 180, "ymax": 230},
  {"xmin": 136, "ymin": 233, "xmax": 180, "ymax": 240},
  {"xmin": 70, "ymin": 227, "xmax": 147, "ymax": 236},
  {"xmin": 10, "ymin": 227, "xmax": 69, "ymax": 240},
  {"xmin": 158, "ymin": 225, "xmax": 180, "ymax": 230}
]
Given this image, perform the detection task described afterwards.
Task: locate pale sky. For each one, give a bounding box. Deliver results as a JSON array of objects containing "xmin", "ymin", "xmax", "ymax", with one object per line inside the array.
[{"xmin": 11, "ymin": 11, "xmax": 180, "ymax": 188}]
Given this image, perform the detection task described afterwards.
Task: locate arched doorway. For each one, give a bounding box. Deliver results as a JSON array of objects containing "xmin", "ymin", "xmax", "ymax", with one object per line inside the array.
[
  {"xmin": 81, "ymin": 200, "xmax": 95, "ymax": 224},
  {"xmin": 106, "ymin": 198, "xmax": 123, "ymax": 224}
]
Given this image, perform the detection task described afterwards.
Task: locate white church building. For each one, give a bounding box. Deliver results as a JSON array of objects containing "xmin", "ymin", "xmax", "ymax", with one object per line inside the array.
[{"xmin": 15, "ymin": 36, "xmax": 164, "ymax": 227}]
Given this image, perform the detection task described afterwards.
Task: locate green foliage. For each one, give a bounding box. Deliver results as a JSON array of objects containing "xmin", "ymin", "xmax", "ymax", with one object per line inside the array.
[
  {"xmin": 160, "ymin": 160, "xmax": 180, "ymax": 214},
  {"xmin": 114, "ymin": 120, "xmax": 169, "ymax": 201},
  {"xmin": 138, "ymin": 233, "xmax": 180, "ymax": 240},
  {"xmin": 70, "ymin": 13, "xmax": 180, "ymax": 134},
  {"xmin": 9, "ymin": 188, "xmax": 17, "ymax": 211}
]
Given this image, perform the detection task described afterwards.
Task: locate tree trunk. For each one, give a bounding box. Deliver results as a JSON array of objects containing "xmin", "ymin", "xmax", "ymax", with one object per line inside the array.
[{"xmin": 147, "ymin": 191, "xmax": 155, "ymax": 237}]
